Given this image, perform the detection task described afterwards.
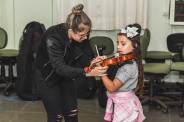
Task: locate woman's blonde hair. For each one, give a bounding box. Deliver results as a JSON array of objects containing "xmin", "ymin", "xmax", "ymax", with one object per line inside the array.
[{"xmin": 66, "ymin": 4, "xmax": 92, "ymax": 33}]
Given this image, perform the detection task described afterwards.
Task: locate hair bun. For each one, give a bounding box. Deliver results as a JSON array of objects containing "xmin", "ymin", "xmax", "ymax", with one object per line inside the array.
[
  {"xmin": 133, "ymin": 23, "xmax": 141, "ymax": 35},
  {"xmin": 72, "ymin": 4, "xmax": 84, "ymax": 14}
]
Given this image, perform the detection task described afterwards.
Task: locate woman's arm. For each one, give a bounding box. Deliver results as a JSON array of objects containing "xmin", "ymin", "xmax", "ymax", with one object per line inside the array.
[
  {"xmin": 47, "ymin": 37, "xmax": 107, "ymax": 78},
  {"xmin": 46, "ymin": 37, "xmax": 84, "ymax": 79}
]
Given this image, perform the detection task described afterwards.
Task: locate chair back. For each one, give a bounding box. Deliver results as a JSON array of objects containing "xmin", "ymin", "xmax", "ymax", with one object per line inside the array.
[
  {"xmin": 167, "ymin": 33, "xmax": 184, "ymax": 61},
  {"xmin": 144, "ymin": 28, "xmax": 151, "ymax": 40},
  {"xmin": 89, "ymin": 36, "xmax": 114, "ymax": 56},
  {"xmin": 140, "ymin": 29, "xmax": 151, "ymax": 59},
  {"xmin": 0, "ymin": 27, "xmax": 8, "ymax": 49},
  {"xmin": 167, "ymin": 33, "xmax": 184, "ymax": 53}
]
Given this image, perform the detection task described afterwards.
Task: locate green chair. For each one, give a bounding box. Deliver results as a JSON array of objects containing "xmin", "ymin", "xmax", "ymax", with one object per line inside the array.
[
  {"xmin": 0, "ymin": 27, "xmax": 7, "ymax": 85},
  {"xmin": 140, "ymin": 29, "xmax": 150, "ymax": 59},
  {"xmin": 144, "ymin": 29, "xmax": 173, "ymax": 63},
  {"xmin": 140, "ymin": 28, "xmax": 171, "ymax": 111},
  {"xmin": 89, "ymin": 36, "xmax": 115, "ymax": 88},
  {"xmin": 146, "ymin": 51, "xmax": 173, "ymax": 63},
  {"xmin": 0, "ymin": 27, "xmax": 19, "ymax": 96},
  {"xmin": 0, "ymin": 27, "xmax": 7, "ymax": 49},
  {"xmin": 162, "ymin": 33, "xmax": 184, "ymax": 117},
  {"xmin": 0, "ymin": 27, "xmax": 8, "ymax": 91},
  {"xmin": 89, "ymin": 36, "xmax": 114, "ymax": 57}
]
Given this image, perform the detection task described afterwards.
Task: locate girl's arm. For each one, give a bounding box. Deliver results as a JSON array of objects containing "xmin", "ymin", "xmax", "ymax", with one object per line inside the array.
[{"xmin": 101, "ymin": 76, "xmax": 123, "ymax": 92}]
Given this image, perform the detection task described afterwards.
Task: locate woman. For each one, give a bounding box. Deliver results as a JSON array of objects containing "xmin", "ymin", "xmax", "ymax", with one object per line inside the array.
[{"xmin": 34, "ymin": 4, "xmax": 107, "ymax": 122}]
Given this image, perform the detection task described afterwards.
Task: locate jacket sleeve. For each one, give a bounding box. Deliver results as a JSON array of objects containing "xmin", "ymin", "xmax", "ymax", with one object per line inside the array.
[
  {"xmin": 75, "ymin": 40, "xmax": 94, "ymax": 68},
  {"xmin": 46, "ymin": 37, "xmax": 84, "ymax": 79}
]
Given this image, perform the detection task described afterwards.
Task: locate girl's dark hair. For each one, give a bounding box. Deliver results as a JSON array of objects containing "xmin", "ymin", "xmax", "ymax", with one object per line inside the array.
[
  {"xmin": 118, "ymin": 23, "xmax": 144, "ymax": 96},
  {"xmin": 66, "ymin": 4, "xmax": 92, "ymax": 33}
]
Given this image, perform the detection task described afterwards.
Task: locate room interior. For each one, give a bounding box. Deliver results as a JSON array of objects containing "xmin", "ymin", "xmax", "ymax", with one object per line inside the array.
[{"xmin": 0, "ymin": 0, "xmax": 184, "ymax": 122}]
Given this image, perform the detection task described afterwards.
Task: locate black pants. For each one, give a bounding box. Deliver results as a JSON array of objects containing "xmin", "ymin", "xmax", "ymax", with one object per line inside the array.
[{"xmin": 35, "ymin": 69, "xmax": 78, "ymax": 122}]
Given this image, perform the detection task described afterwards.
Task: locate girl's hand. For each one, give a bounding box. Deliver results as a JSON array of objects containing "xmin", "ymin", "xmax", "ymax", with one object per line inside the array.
[{"xmin": 86, "ymin": 66, "xmax": 108, "ymax": 77}]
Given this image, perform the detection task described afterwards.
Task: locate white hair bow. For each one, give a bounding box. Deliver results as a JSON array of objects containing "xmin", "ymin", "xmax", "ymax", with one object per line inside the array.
[{"xmin": 121, "ymin": 27, "xmax": 139, "ymax": 38}]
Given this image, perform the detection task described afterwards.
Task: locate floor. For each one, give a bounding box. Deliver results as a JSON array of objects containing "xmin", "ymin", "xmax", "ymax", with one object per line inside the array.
[{"xmin": 0, "ymin": 88, "xmax": 184, "ymax": 122}]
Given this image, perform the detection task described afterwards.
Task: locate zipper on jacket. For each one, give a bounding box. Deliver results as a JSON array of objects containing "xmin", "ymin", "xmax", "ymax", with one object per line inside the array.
[
  {"xmin": 43, "ymin": 44, "xmax": 82, "ymax": 82},
  {"xmin": 44, "ymin": 70, "xmax": 54, "ymax": 82},
  {"xmin": 72, "ymin": 53, "xmax": 83, "ymax": 64},
  {"xmin": 42, "ymin": 45, "xmax": 67, "ymax": 82},
  {"xmin": 43, "ymin": 60, "xmax": 51, "ymax": 66},
  {"xmin": 43, "ymin": 60, "xmax": 53, "ymax": 82}
]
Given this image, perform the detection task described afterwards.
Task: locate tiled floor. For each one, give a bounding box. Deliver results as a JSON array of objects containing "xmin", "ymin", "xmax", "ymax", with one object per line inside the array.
[{"xmin": 0, "ymin": 89, "xmax": 184, "ymax": 122}]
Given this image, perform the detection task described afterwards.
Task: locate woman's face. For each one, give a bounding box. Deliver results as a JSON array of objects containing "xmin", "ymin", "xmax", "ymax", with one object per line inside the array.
[
  {"xmin": 117, "ymin": 35, "xmax": 134, "ymax": 54},
  {"xmin": 69, "ymin": 23, "xmax": 90, "ymax": 43}
]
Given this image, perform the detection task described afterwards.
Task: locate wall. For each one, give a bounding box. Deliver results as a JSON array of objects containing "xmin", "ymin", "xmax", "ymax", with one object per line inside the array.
[
  {"xmin": 0, "ymin": 0, "xmax": 184, "ymax": 81},
  {"xmin": 148, "ymin": 0, "xmax": 184, "ymax": 83},
  {"xmin": 0, "ymin": 0, "xmax": 2, "ymax": 26},
  {"xmin": 0, "ymin": 0, "xmax": 55, "ymax": 76},
  {"xmin": 148, "ymin": 0, "xmax": 184, "ymax": 52},
  {"xmin": 1, "ymin": 0, "xmax": 184, "ymax": 51},
  {"xmin": 1, "ymin": 0, "xmax": 54, "ymax": 49}
]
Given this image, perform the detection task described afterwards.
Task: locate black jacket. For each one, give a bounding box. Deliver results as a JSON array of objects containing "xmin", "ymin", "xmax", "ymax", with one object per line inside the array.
[{"xmin": 35, "ymin": 23, "xmax": 89, "ymax": 87}]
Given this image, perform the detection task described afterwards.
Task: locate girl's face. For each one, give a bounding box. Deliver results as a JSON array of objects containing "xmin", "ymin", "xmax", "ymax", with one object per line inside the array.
[
  {"xmin": 117, "ymin": 35, "xmax": 134, "ymax": 54},
  {"xmin": 69, "ymin": 23, "xmax": 90, "ymax": 43}
]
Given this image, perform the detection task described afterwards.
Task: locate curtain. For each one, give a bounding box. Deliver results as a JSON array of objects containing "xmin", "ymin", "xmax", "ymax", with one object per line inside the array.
[
  {"xmin": 57, "ymin": 0, "xmax": 147, "ymax": 30},
  {"xmin": 0, "ymin": 0, "xmax": 2, "ymax": 26}
]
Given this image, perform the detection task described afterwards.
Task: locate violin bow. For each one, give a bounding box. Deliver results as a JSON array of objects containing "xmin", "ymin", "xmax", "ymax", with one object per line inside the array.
[{"xmin": 95, "ymin": 45, "xmax": 100, "ymax": 56}]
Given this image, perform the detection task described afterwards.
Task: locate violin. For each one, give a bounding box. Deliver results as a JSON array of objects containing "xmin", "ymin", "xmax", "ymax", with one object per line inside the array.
[{"xmin": 84, "ymin": 53, "xmax": 135, "ymax": 72}]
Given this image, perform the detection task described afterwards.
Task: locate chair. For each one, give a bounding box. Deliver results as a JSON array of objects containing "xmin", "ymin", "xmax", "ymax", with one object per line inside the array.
[
  {"xmin": 167, "ymin": 33, "xmax": 184, "ymax": 62},
  {"xmin": 89, "ymin": 36, "xmax": 114, "ymax": 94},
  {"xmin": 0, "ymin": 27, "xmax": 19, "ymax": 96},
  {"xmin": 89, "ymin": 36, "xmax": 114, "ymax": 57},
  {"xmin": 0, "ymin": 27, "xmax": 7, "ymax": 49},
  {"xmin": 144, "ymin": 29, "xmax": 173, "ymax": 63},
  {"xmin": 0, "ymin": 27, "xmax": 8, "ymax": 90},
  {"xmin": 163, "ymin": 33, "xmax": 184, "ymax": 117},
  {"xmin": 139, "ymin": 28, "xmax": 171, "ymax": 111},
  {"xmin": 140, "ymin": 29, "xmax": 150, "ymax": 59},
  {"xmin": 141, "ymin": 29, "xmax": 172, "ymax": 90},
  {"xmin": 143, "ymin": 29, "xmax": 172, "ymax": 93}
]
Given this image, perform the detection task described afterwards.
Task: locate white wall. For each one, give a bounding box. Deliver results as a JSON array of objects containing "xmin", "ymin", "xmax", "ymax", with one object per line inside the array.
[
  {"xmin": 148, "ymin": 0, "xmax": 171, "ymax": 51},
  {"xmin": 1, "ymin": 0, "xmax": 184, "ymax": 81},
  {"xmin": 1, "ymin": 0, "xmax": 184, "ymax": 51},
  {"xmin": 0, "ymin": 0, "xmax": 2, "ymax": 26},
  {"xmin": 1, "ymin": 0, "xmax": 54, "ymax": 49},
  {"xmin": 147, "ymin": 0, "xmax": 184, "ymax": 52},
  {"xmin": 147, "ymin": 0, "xmax": 184, "ymax": 83}
]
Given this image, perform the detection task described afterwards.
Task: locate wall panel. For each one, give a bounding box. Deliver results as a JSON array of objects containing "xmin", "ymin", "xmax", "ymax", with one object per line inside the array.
[{"xmin": 14, "ymin": 0, "xmax": 53, "ymax": 49}]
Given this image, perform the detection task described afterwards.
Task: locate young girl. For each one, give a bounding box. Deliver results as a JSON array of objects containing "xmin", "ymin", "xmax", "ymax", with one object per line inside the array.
[{"xmin": 101, "ymin": 24, "xmax": 145, "ymax": 122}]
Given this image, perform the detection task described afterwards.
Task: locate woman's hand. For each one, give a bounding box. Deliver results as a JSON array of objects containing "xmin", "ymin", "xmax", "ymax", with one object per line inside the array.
[
  {"xmin": 90, "ymin": 56, "xmax": 107, "ymax": 65},
  {"xmin": 85, "ymin": 55, "xmax": 108, "ymax": 76},
  {"xmin": 86, "ymin": 66, "xmax": 108, "ymax": 77}
]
